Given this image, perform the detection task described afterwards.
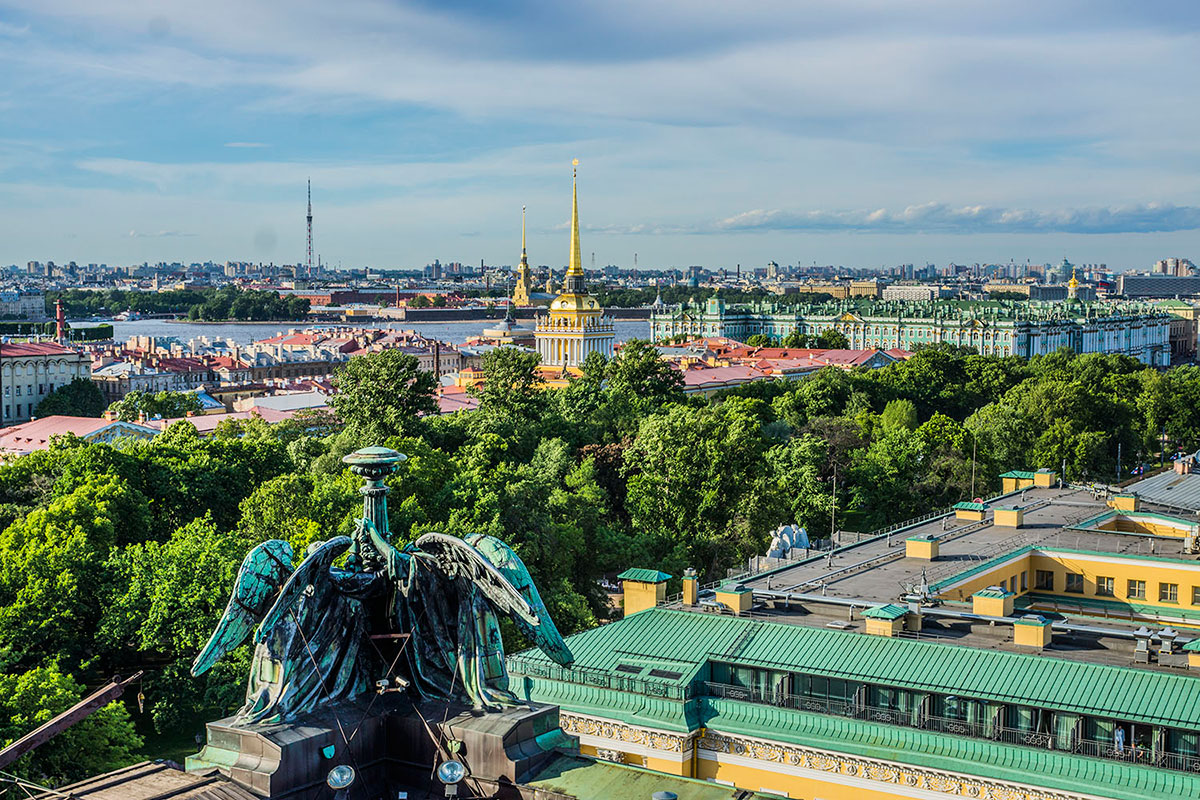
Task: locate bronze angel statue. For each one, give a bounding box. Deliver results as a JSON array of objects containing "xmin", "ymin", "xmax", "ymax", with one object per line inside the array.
[{"xmin": 191, "ymin": 446, "xmax": 574, "ymax": 724}]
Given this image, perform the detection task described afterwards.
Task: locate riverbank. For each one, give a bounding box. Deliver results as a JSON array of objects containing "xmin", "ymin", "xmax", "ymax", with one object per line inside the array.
[{"xmin": 92, "ymin": 318, "xmax": 652, "ymax": 346}]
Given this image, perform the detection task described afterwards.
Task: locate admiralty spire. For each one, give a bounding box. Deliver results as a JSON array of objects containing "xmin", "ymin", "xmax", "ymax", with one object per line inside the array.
[{"xmin": 534, "ymin": 160, "xmax": 614, "ymax": 368}]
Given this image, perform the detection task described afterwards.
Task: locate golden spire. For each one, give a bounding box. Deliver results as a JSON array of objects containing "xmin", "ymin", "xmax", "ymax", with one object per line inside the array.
[
  {"xmin": 1068, "ymin": 265, "xmax": 1079, "ymax": 289},
  {"xmin": 520, "ymin": 205, "xmax": 528, "ymax": 267},
  {"xmin": 567, "ymin": 159, "xmax": 583, "ymax": 277}
]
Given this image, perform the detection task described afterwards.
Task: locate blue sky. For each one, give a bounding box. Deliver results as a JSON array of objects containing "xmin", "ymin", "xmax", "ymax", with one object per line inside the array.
[{"xmin": 1, "ymin": 1, "xmax": 1199, "ymax": 270}]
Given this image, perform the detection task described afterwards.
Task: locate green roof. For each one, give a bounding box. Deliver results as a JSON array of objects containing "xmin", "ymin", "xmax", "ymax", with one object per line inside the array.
[
  {"xmin": 511, "ymin": 607, "xmax": 1200, "ymax": 729},
  {"xmin": 953, "ymin": 501, "xmax": 987, "ymax": 510},
  {"xmin": 973, "ymin": 588, "xmax": 1013, "ymax": 599},
  {"xmin": 702, "ymin": 697, "xmax": 1200, "ymax": 800},
  {"xmin": 1013, "ymin": 615, "xmax": 1050, "ymax": 626},
  {"xmin": 1184, "ymin": 639, "xmax": 1200, "ymax": 652},
  {"xmin": 1000, "ymin": 470, "xmax": 1037, "ymax": 479},
  {"xmin": 862, "ymin": 603, "xmax": 907, "ymax": 620},
  {"xmin": 617, "ymin": 568, "xmax": 672, "ymax": 583}
]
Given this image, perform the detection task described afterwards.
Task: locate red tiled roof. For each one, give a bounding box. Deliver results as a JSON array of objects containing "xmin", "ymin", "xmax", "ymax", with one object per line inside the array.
[
  {"xmin": 0, "ymin": 415, "xmax": 154, "ymax": 454},
  {"xmin": 0, "ymin": 342, "xmax": 78, "ymax": 358},
  {"xmin": 436, "ymin": 387, "xmax": 480, "ymax": 414}
]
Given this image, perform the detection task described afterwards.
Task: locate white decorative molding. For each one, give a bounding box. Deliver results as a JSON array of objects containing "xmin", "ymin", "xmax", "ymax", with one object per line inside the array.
[
  {"xmin": 559, "ymin": 711, "xmax": 694, "ymax": 764},
  {"xmin": 698, "ymin": 730, "xmax": 1109, "ymax": 800}
]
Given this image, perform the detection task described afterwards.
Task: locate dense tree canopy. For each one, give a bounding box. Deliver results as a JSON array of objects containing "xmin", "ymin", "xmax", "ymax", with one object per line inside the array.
[
  {"xmin": 328, "ymin": 349, "xmax": 439, "ymax": 441},
  {"xmin": 1, "ymin": 339, "xmax": 1199, "ymax": 785},
  {"xmin": 35, "ymin": 378, "xmax": 107, "ymax": 418},
  {"xmin": 106, "ymin": 390, "xmax": 203, "ymax": 422},
  {"xmin": 186, "ymin": 286, "xmax": 309, "ymax": 321}
]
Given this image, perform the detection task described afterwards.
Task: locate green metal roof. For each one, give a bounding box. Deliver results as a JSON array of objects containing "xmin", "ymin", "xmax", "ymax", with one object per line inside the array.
[
  {"xmin": 702, "ymin": 697, "xmax": 1200, "ymax": 800},
  {"xmin": 862, "ymin": 603, "xmax": 907, "ymax": 620},
  {"xmin": 511, "ymin": 608, "xmax": 1200, "ymax": 729},
  {"xmin": 1013, "ymin": 615, "xmax": 1050, "ymax": 627},
  {"xmin": 953, "ymin": 501, "xmax": 987, "ymax": 510},
  {"xmin": 617, "ymin": 568, "xmax": 672, "ymax": 583},
  {"xmin": 1000, "ymin": 470, "xmax": 1037, "ymax": 479},
  {"xmin": 1183, "ymin": 639, "xmax": 1200, "ymax": 652},
  {"xmin": 973, "ymin": 588, "xmax": 1013, "ymax": 599}
]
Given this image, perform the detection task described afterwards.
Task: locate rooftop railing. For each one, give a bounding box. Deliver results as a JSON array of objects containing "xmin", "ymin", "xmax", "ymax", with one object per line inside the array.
[
  {"xmin": 702, "ymin": 681, "xmax": 1200, "ymax": 775},
  {"xmin": 508, "ymin": 655, "xmax": 694, "ymax": 701}
]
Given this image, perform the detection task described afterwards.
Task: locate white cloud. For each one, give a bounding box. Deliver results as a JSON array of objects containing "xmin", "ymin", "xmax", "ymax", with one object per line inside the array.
[{"xmin": 709, "ymin": 202, "xmax": 1200, "ymax": 235}]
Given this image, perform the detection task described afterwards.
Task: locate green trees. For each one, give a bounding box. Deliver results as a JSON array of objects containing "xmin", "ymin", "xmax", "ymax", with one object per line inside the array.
[
  {"xmin": 0, "ymin": 476, "xmax": 148, "ymax": 672},
  {"xmin": 624, "ymin": 398, "xmax": 786, "ymax": 575},
  {"xmin": 186, "ymin": 286, "xmax": 309, "ymax": 321},
  {"xmin": 471, "ymin": 347, "xmax": 546, "ymax": 422},
  {"xmin": 328, "ymin": 350, "xmax": 438, "ymax": 441},
  {"xmin": 603, "ymin": 338, "xmax": 684, "ymax": 432},
  {"xmin": 816, "ymin": 328, "xmax": 850, "ymax": 349},
  {"xmin": 5, "ymin": 331, "xmax": 1200, "ymax": 784},
  {"xmin": 781, "ymin": 329, "xmax": 811, "ymax": 348},
  {"xmin": 0, "ymin": 665, "xmax": 141, "ymax": 786},
  {"xmin": 35, "ymin": 378, "xmax": 107, "ymax": 418},
  {"xmin": 106, "ymin": 390, "xmax": 202, "ymax": 422}
]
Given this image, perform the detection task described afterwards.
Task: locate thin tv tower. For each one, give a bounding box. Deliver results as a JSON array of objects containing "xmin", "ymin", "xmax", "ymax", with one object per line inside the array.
[{"xmin": 306, "ymin": 179, "xmax": 314, "ymax": 275}]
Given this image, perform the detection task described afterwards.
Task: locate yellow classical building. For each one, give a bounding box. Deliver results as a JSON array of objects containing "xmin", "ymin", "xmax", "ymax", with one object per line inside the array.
[{"xmin": 534, "ymin": 162, "xmax": 614, "ymax": 368}]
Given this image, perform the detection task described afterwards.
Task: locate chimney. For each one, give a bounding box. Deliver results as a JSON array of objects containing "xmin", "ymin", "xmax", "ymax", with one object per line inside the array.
[{"xmin": 55, "ymin": 298, "xmax": 66, "ymax": 343}]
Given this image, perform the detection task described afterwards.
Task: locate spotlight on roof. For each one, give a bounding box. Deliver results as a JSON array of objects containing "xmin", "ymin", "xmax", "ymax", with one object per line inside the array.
[
  {"xmin": 326, "ymin": 765, "xmax": 355, "ymax": 790},
  {"xmin": 437, "ymin": 759, "xmax": 467, "ymax": 796}
]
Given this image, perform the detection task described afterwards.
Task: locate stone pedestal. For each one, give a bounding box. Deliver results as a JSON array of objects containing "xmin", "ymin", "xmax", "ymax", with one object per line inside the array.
[{"xmin": 187, "ymin": 696, "xmax": 573, "ymax": 799}]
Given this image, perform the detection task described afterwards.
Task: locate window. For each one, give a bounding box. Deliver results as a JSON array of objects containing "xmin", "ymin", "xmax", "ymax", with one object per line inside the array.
[
  {"xmin": 1097, "ymin": 577, "xmax": 1115, "ymax": 597},
  {"xmin": 1160, "ymin": 583, "xmax": 1179, "ymax": 603},
  {"xmin": 1065, "ymin": 573, "xmax": 1084, "ymax": 594},
  {"xmin": 1035, "ymin": 570, "xmax": 1054, "ymax": 591},
  {"xmin": 13, "ymin": 386, "xmax": 19, "ymax": 396},
  {"xmin": 1193, "ymin": 586, "xmax": 1200, "ymax": 606},
  {"xmin": 1020, "ymin": 571, "xmax": 1028, "ymax": 592},
  {"xmin": 38, "ymin": 384, "xmax": 43, "ymax": 394},
  {"xmin": 1128, "ymin": 579, "xmax": 1146, "ymax": 600}
]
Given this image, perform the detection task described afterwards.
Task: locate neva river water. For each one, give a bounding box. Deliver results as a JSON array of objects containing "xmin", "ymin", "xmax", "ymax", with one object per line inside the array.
[{"xmin": 101, "ymin": 317, "xmax": 651, "ymax": 346}]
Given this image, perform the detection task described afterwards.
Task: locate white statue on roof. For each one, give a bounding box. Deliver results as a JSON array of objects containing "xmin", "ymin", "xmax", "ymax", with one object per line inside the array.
[{"xmin": 767, "ymin": 523, "xmax": 809, "ymax": 559}]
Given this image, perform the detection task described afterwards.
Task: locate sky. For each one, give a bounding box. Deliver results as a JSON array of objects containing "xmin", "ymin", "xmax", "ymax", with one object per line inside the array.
[{"xmin": 1, "ymin": 1, "xmax": 1199, "ymax": 271}]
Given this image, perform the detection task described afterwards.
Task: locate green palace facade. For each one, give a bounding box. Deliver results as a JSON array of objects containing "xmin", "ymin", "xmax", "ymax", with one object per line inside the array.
[{"xmin": 650, "ymin": 297, "xmax": 1171, "ymax": 365}]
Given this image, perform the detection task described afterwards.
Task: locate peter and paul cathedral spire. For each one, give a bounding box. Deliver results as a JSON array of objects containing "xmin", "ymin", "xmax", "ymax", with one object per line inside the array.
[{"xmin": 513, "ymin": 205, "xmax": 533, "ymax": 306}]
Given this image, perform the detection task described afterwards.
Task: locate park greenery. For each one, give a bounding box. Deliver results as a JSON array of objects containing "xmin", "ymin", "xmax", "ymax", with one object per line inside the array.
[
  {"xmin": 35, "ymin": 378, "xmax": 107, "ymax": 418},
  {"xmin": 48, "ymin": 288, "xmax": 308, "ymax": 322},
  {"xmin": 106, "ymin": 390, "xmax": 205, "ymax": 422},
  {"xmin": 1, "ymin": 340, "xmax": 1199, "ymax": 785}
]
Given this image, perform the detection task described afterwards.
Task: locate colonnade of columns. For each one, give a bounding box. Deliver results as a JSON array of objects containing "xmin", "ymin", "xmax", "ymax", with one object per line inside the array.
[{"xmin": 536, "ymin": 334, "xmax": 615, "ymax": 367}]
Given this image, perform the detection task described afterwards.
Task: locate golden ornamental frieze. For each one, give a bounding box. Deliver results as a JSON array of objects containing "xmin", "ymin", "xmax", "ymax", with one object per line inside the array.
[
  {"xmin": 697, "ymin": 732, "xmax": 1085, "ymax": 800},
  {"xmin": 559, "ymin": 712, "xmax": 690, "ymax": 753}
]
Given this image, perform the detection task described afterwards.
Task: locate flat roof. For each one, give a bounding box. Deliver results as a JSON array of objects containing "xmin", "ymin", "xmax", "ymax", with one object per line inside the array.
[{"xmin": 710, "ymin": 484, "xmax": 1200, "ymax": 674}]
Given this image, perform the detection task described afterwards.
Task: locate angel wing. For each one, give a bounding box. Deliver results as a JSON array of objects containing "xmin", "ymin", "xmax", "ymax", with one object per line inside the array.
[
  {"xmin": 254, "ymin": 536, "xmax": 352, "ymax": 643},
  {"xmin": 466, "ymin": 534, "xmax": 574, "ymax": 667},
  {"xmin": 414, "ymin": 532, "xmax": 538, "ymax": 627},
  {"xmin": 192, "ymin": 539, "xmax": 294, "ymax": 677}
]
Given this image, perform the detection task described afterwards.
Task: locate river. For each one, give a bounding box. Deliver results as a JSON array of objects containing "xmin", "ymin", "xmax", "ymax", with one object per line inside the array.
[{"xmin": 95, "ymin": 318, "xmax": 652, "ymax": 346}]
